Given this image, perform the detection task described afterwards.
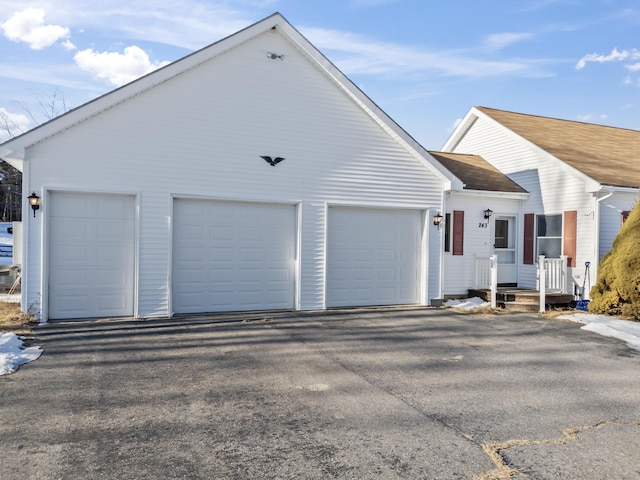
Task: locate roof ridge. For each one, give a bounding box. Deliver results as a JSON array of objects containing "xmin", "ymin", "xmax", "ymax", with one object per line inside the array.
[{"xmin": 476, "ymin": 105, "xmax": 640, "ymax": 134}]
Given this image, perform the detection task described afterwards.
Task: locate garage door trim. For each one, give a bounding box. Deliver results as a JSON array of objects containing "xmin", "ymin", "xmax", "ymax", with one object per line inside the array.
[{"xmin": 43, "ymin": 189, "xmax": 138, "ymax": 322}]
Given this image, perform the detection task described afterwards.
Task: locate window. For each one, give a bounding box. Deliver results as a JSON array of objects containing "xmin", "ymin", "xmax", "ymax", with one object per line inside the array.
[
  {"xmin": 537, "ymin": 214, "xmax": 562, "ymax": 258},
  {"xmin": 494, "ymin": 219, "xmax": 509, "ymax": 248}
]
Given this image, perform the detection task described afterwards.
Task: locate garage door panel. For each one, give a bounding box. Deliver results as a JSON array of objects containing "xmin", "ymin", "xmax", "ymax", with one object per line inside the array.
[
  {"xmin": 49, "ymin": 192, "xmax": 135, "ymax": 319},
  {"xmin": 173, "ymin": 200, "xmax": 296, "ymax": 314},
  {"xmin": 327, "ymin": 207, "xmax": 422, "ymax": 307}
]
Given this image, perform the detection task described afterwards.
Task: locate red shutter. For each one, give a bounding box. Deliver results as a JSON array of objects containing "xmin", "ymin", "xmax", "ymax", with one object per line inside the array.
[
  {"xmin": 523, "ymin": 213, "xmax": 535, "ymax": 265},
  {"xmin": 563, "ymin": 210, "xmax": 577, "ymax": 267},
  {"xmin": 622, "ymin": 211, "xmax": 630, "ymax": 224},
  {"xmin": 453, "ymin": 210, "xmax": 464, "ymax": 256}
]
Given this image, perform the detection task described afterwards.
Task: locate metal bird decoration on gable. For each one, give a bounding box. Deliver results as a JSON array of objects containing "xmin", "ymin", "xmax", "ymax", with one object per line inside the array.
[{"xmin": 261, "ymin": 155, "xmax": 285, "ymax": 167}]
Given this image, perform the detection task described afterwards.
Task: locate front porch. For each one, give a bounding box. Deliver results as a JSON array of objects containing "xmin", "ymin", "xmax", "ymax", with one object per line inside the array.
[
  {"xmin": 468, "ymin": 287, "xmax": 574, "ymax": 312},
  {"xmin": 472, "ymin": 255, "xmax": 574, "ymax": 312}
]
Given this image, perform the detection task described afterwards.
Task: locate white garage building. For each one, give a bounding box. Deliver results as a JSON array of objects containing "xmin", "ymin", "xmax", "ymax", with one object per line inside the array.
[{"xmin": 0, "ymin": 13, "xmax": 450, "ymax": 322}]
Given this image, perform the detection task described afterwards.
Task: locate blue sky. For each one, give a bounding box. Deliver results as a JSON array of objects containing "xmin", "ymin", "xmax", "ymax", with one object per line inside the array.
[{"xmin": 1, "ymin": 0, "xmax": 639, "ymax": 148}]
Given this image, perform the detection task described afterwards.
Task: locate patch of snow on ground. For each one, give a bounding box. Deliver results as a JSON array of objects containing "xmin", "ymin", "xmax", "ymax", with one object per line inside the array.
[
  {"xmin": 558, "ymin": 313, "xmax": 640, "ymax": 351},
  {"xmin": 0, "ymin": 333, "xmax": 42, "ymax": 375},
  {"xmin": 445, "ymin": 297, "xmax": 490, "ymax": 310},
  {"xmin": 0, "ymin": 294, "xmax": 20, "ymax": 303}
]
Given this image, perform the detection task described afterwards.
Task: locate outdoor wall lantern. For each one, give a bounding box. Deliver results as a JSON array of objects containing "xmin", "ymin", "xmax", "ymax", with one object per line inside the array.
[
  {"xmin": 483, "ymin": 208, "xmax": 493, "ymax": 219},
  {"xmin": 266, "ymin": 52, "xmax": 284, "ymax": 60},
  {"xmin": 28, "ymin": 192, "xmax": 40, "ymax": 217},
  {"xmin": 433, "ymin": 213, "xmax": 443, "ymax": 229}
]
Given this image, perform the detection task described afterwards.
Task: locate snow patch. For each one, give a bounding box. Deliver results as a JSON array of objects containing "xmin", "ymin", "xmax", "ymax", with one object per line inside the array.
[
  {"xmin": 558, "ymin": 313, "xmax": 640, "ymax": 351},
  {"xmin": 445, "ymin": 297, "xmax": 490, "ymax": 310},
  {"xmin": 0, "ymin": 333, "xmax": 42, "ymax": 375}
]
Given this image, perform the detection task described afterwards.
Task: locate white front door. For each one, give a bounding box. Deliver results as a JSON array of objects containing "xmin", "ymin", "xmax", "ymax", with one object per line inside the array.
[
  {"xmin": 49, "ymin": 192, "xmax": 136, "ymax": 319},
  {"xmin": 494, "ymin": 215, "xmax": 517, "ymax": 285}
]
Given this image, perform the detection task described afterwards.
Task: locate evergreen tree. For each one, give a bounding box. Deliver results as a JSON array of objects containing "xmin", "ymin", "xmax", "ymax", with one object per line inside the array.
[{"xmin": 589, "ymin": 202, "xmax": 640, "ymax": 319}]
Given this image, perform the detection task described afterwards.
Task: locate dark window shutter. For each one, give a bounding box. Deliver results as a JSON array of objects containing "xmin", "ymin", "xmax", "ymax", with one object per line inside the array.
[
  {"xmin": 523, "ymin": 213, "xmax": 535, "ymax": 265},
  {"xmin": 444, "ymin": 213, "xmax": 451, "ymax": 252},
  {"xmin": 453, "ymin": 210, "xmax": 464, "ymax": 256},
  {"xmin": 563, "ymin": 210, "xmax": 577, "ymax": 267}
]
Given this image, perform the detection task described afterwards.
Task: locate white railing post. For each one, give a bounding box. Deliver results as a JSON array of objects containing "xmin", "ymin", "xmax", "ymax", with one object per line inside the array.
[
  {"xmin": 560, "ymin": 255, "xmax": 568, "ymax": 294},
  {"xmin": 490, "ymin": 254, "xmax": 498, "ymax": 309},
  {"xmin": 539, "ymin": 255, "xmax": 546, "ymax": 313}
]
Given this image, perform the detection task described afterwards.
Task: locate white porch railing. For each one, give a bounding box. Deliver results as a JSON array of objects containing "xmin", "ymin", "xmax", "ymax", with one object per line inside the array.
[
  {"xmin": 473, "ymin": 254, "xmax": 569, "ymax": 312},
  {"xmin": 474, "ymin": 256, "xmax": 492, "ymax": 289},
  {"xmin": 537, "ymin": 255, "xmax": 569, "ymax": 313},
  {"xmin": 474, "ymin": 255, "xmax": 498, "ymax": 308},
  {"xmin": 539, "ymin": 255, "xmax": 569, "ymax": 293}
]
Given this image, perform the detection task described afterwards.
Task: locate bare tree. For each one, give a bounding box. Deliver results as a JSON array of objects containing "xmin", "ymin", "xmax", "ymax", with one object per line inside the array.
[{"xmin": 0, "ymin": 89, "xmax": 72, "ymax": 221}]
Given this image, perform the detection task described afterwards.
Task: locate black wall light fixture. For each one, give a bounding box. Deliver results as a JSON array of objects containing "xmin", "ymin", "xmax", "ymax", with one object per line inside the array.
[
  {"xmin": 261, "ymin": 156, "xmax": 285, "ymax": 166},
  {"xmin": 28, "ymin": 192, "xmax": 40, "ymax": 217},
  {"xmin": 433, "ymin": 212, "xmax": 443, "ymax": 229},
  {"xmin": 484, "ymin": 208, "xmax": 493, "ymax": 219}
]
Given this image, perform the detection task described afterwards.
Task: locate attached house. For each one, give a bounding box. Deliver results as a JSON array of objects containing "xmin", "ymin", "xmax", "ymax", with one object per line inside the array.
[
  {"xmin": 0, "ymin": 13, "xmax": 451, "ymax": 322},
  {"xmin": 427, "ymin": 151, "xmax": 529, "ymax": 297},
  {"xmin": 439, "ymin": 106, "xmax": 640, "ymax": 299}
]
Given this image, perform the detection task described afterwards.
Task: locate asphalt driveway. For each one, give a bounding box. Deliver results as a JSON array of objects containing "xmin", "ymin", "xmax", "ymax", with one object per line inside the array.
[{"xmin": 1, "ymin": 307, "xmax": 639, "ymax": 479}]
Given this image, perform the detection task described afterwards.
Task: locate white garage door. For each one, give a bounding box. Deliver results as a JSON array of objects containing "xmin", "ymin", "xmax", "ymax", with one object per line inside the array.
[
  {"xmin": 49, "ymin": 192, "xmax": 135, "ymax": 319},
  {"xmin": 327, "ymin": 207, "xmax": 422, "ymax": 307},
  {"xmin": 172, "ymin": 200, "xmax": 296, "ymax": 313}
]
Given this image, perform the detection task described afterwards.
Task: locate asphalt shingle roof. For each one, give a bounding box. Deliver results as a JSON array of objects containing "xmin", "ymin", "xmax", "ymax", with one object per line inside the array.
[
  {"xmin": 477, "ymin": 106, "xmax": 640, "ymax": 189},
  {"xmin": 428, "ymin": 151, "xmax": 528, "ymax": 193}
]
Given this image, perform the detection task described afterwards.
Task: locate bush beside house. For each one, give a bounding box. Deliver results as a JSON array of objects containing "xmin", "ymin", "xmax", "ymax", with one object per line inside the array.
[{"xmin": 589, "ymin": 202, "xmax": 640, "ymax": 319}]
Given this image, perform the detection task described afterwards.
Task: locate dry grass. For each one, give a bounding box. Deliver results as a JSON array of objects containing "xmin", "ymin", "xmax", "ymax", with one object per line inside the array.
[
  {"xmin": 0, "ymin": 301, "xmax": 37, "ymax": 334},
  {"xmin": 476, "ymin": 421, "xmax": 623, "ymax": 480}
]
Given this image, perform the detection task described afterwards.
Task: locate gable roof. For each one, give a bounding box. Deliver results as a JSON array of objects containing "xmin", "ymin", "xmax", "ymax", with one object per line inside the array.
[
  {"xmin": 429, "ymin": 151, "xmax": 528, "ymax": 194},
  {"xmin": 0, "ymin": 13, "xmax": 451, "ymax": 188},
  {"xmin": 475, "ymin": 106, "xmax": 640, "ymax": 189}
]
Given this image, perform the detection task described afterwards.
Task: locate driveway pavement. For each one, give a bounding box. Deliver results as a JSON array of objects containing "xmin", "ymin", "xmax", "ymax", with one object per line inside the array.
[{"xmin": 1, "ymin": 307, "xmax": 639, "ymax": 479}]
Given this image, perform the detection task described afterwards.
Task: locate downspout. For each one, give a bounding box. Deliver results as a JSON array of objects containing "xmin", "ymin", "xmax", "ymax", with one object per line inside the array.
[{"xmin": 592, "ymin": 189, "xmax": 614, "ymax": 295}]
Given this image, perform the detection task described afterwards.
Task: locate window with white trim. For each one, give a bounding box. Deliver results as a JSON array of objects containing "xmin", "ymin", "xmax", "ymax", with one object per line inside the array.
[{"xmin": 537, "ymin": 214, "xmax": 562, "ymax": 258}]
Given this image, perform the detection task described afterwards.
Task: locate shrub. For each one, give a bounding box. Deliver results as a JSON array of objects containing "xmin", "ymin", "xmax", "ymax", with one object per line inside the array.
[{"xmin": 589, "ymin": 202, "xmax": 640, "ymax": 319}]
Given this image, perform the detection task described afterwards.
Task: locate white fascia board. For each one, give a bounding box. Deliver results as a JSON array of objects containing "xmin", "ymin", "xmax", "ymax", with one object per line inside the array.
[
  {"xmin": 440, "ymin": 108, "xmax": 478, "ymax": 152},
  {"xmin": 0, "ymin": 13, "xmax": 286, "ymax": 157},
  {"xmin": 449, "ymin": 189, "xmax": 529, "ymax": 200},
  {"xmin": 276, "ymin": 20, "xmax": 452, "ymax": 189},
  {"xmin": 1, "ymin": 156, "xmax": 24, "ymax": 172},
  {"xmin": 597, "ymin": 185, "xmax": 639, "ymax": 196}
]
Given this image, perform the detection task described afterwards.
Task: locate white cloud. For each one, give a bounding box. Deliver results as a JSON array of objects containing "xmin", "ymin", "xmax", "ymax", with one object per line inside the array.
[
  {"xmin": 575, "ymin": 113, "xmax": 608, "ymax": 122},
  {"xmin": 483, "ymin": 32, "xmax": 534, "ymax": 50},
  {"xmin": 73, "ymin": 46, "xmax": 171, "ymax": 87},
  {"xmin": 304, "ymin": 28, "xmax": 549, "ymax": 79},
  {"xmin": 0, "ymin": 8, "xmax": 72, "ymax": 50},
  {"xmin": 575, "ymin": 47, "xmax": 640, "ymax": 70},
  {"xmin": 624, "ymin": 62, "xmax": 640, "ymax": 72},
  {"xmin": 0, "ymin": 107, "xmax": 30, "ymax": 141}
]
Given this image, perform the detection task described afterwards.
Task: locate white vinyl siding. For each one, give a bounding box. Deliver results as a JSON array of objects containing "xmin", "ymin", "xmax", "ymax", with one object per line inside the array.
[
  {"xmin": 23, "ymin": 27, "xmax": 444, "ymax": 319},
  {"xmin": 172, "ymin": 199, "xmax": 296, "ymax": 313},
  {"xmin": 450, "ymin": 114, "xmax": 598, "ymax": 289},
  {"xmin": 326, "ymin": 207, "xmax": 422, "ymax": 307},
  {"xmin": 48, "ymin": 192, "xmax": 135, "ymax": 319},
  {"xmin": 442, "ymin": 194, "xmax": 521, "ymax": 295}
]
